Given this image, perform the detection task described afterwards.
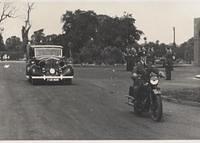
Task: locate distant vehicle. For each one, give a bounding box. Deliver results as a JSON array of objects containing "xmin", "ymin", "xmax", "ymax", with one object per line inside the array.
[{"xmin": 26, "ymin": 45, "xmax": 74, "ymax": 85}]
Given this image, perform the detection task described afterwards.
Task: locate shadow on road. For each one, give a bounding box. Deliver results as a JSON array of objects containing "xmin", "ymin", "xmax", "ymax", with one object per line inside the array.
[{"xmin": 25, "ymin": 80, "xmax": 79, "ymax": 86}]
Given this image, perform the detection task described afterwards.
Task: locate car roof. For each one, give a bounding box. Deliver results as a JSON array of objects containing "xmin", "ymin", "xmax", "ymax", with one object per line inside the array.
[{"xmin": 30, "ymin": 45, "xmax": 63, "ymax": 48}]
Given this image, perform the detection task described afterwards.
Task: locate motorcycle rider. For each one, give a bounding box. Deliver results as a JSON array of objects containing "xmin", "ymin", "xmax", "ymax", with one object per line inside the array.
[{"xmin": 131, "ymin": 48, "xmax": 164, "ymax": 105}]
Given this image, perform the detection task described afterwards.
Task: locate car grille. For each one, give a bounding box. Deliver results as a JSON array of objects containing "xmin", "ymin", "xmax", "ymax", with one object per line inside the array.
[{"xmin": 43, "ymin": 59, "xmax": 60, "ymax": 75}]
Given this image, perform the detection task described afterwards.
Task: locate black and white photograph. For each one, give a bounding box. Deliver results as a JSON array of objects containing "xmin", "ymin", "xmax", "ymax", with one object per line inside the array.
[{"xmin": 0, "ymin": 0, "xmax": 199, "ymax": 141}]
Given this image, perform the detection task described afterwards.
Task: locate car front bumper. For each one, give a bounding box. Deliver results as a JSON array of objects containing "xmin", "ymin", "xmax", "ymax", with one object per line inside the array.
[{"xmin": 26, "ymin": 75, "xmax": 73, "ymax": 80}]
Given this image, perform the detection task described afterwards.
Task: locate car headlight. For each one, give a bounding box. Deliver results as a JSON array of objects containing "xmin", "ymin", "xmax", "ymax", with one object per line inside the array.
[
  {"xmin": 27, "ymin": 66, "xmax": 30, "ymax": 71},
  {"xmin": 63, "ymin": 67, "xmax": 72, "ymax": 75},
  {"xmin": 150, "ymin": 76, "xmax": 159, "ymax": 85},
  {"xmin": 32, "ymin": 68, "xmax": 36, "ymax": 73},
  {"xmin": 66, "ymin": 68, "xmax": 71, "ymax": 73},
  {"xmin": 42, "ymin": 67, "xmax": 46, "ymax": 73},
  {"xmin": 49, "ymin": 68, "xmax": 56, "ymax": 74}
]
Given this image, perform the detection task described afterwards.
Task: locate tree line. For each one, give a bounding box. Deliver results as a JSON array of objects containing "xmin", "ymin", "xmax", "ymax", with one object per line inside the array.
[{"xmin": 0, "ymin": 6, "xmax": 194, "ymax": 63}]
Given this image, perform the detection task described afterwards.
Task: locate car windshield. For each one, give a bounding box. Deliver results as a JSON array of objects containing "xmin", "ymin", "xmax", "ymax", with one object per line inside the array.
[{"xmin": 34, "ymin": 48, "xmax": 62, "ymax": 57}]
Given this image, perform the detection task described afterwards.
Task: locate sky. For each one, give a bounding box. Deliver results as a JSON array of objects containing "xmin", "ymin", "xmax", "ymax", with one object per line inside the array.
[{"xmin": 1, "ymin": 0, "xmax": 200, "ymax": 45}]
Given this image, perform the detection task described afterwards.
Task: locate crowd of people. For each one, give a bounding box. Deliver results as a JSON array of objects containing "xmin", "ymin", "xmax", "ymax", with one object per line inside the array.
[{"xmin": 124, "ymin": 46, "xmax": 175, "ymax": 80}]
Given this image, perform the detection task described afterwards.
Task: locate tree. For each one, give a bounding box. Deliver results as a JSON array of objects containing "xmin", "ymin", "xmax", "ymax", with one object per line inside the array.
[
  {"xmin": 0, "ymin": 34, "xmax": 5, "ymax": 51},
  {"xmin": 61, "ymin": 10, "xmax": 143, "ymax": 64},
  {"xmin": 176, "ymin": 37, "xmax": 194, "ymax": 62},
  {"xmin": 95, "ymin": 12, "xmax": 142, "ymax": 66},
  {"xmin": 5, "ymin": 36, "xmax": 22, "ymax": 51},
  {"xmin": 0, "ymin": 2, "xmax": 16, "ymax": 24},
  {"xmin": 103, "ymin": 46, "xmax": 123, "ymax": 65},
  {"xmin": 21, "ymin": 2, "xmax": 34, "ymax": 53},
  {"xmin": 79, "ymin": 39, "xmax": 102, "ymax": 64},
  {"xmin": 44, "ymin": 34, "xmax": 58, "ymax": 45},
  {"xmin": 96, "ymin": 13, "xmax": 142, "ymax": 51},
  {"xmin": 0, "ymin": 2, "xmax": 16, "ymax": 51},
  {"xmin": 62, "ymin": 9, "xmax": 98, "ymax": 54}
]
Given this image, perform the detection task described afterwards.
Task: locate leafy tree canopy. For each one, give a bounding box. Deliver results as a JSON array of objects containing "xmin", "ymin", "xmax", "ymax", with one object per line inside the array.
[{"xmin": 61, "ymin": 10, "xmax": 143, "ymax": 64}]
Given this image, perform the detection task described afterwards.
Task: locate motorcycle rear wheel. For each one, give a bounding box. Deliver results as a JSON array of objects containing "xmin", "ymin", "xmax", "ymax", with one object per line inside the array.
[{"xmin": 150, "ymin": 95, "xmax": 163, "ymax": 122}]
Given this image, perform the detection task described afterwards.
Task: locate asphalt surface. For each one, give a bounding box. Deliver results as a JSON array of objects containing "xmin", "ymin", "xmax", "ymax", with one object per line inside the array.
[{"xmin": 0, "ymin": 62, "xmax": 200, "ymax": 140}]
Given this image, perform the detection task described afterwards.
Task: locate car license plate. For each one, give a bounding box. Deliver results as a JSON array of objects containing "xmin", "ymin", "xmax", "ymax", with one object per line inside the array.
[{"xmin": 47, "ymin": 78, "xmax": 59, "ymax": 81}]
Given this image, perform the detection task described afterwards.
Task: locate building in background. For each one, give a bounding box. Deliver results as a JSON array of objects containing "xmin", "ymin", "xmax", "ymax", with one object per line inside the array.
[{"xmin": 194, "ymin": 18, "xmax": 200, "ymax": 66}]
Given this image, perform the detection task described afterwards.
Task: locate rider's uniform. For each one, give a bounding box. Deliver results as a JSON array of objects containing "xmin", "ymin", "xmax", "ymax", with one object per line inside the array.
[{"xmin": 131, "ymin": 60, "xmax": 159, "ymax": 102}]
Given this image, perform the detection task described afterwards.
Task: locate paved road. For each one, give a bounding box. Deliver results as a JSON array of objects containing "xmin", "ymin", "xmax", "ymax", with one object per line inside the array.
[{"xmin": 0, "ymin": 62, "xmax": 200, "ymax": 140}]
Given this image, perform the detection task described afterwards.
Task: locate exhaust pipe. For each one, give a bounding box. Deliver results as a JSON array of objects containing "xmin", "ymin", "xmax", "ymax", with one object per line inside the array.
[
  {"xmin": 125, "ymin": 95, "xmax": 134, "ymax": 100},
  {"xmin": 125, "ymin": 95, "xmax": 135, "ymax": 106},
  {"xmin": 126, "ymin": 101, "xmax": 134, "ymax": 106}
]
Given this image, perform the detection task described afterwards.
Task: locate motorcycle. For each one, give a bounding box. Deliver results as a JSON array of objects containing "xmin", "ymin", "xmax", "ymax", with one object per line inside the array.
[{"xmin": 127, "ymin": 72, "xmax": 164, "ymax": 122}]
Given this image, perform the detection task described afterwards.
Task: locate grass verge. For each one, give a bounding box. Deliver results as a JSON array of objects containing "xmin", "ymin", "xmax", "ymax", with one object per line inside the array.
[{"xmin": 162, "ymin": 87, "xmax": 200, "ymax": 103}]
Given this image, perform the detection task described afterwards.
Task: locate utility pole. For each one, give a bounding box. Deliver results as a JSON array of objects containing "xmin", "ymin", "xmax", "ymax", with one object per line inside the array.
[{"xmin": 173, "ymin": 27, "xmax": 176, "ymax": 47}]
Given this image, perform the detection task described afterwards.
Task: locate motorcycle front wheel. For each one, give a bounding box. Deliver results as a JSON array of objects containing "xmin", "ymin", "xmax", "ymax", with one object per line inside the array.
[{"xmin": 150, "ymin": 95, "xmax": 163, "ymax": 122}]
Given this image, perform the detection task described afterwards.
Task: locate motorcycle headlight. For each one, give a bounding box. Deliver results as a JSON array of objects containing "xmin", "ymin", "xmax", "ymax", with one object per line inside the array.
[
  {"xmin": 150, "ymin": 76, "xmax": 159, "ymax": 85},
  {"xmin": 132, "ymin": 73, "xmax": 137, "ymax": 77},
  {"xmin": 31, "ymin": 61, "xmax": 35, "ymax": 64}
]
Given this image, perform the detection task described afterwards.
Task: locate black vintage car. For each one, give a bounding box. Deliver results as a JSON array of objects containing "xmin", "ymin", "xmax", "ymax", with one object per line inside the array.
[{"xmin": 26, "ymin": 45, "xmax": 74, "ymax": 85}]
